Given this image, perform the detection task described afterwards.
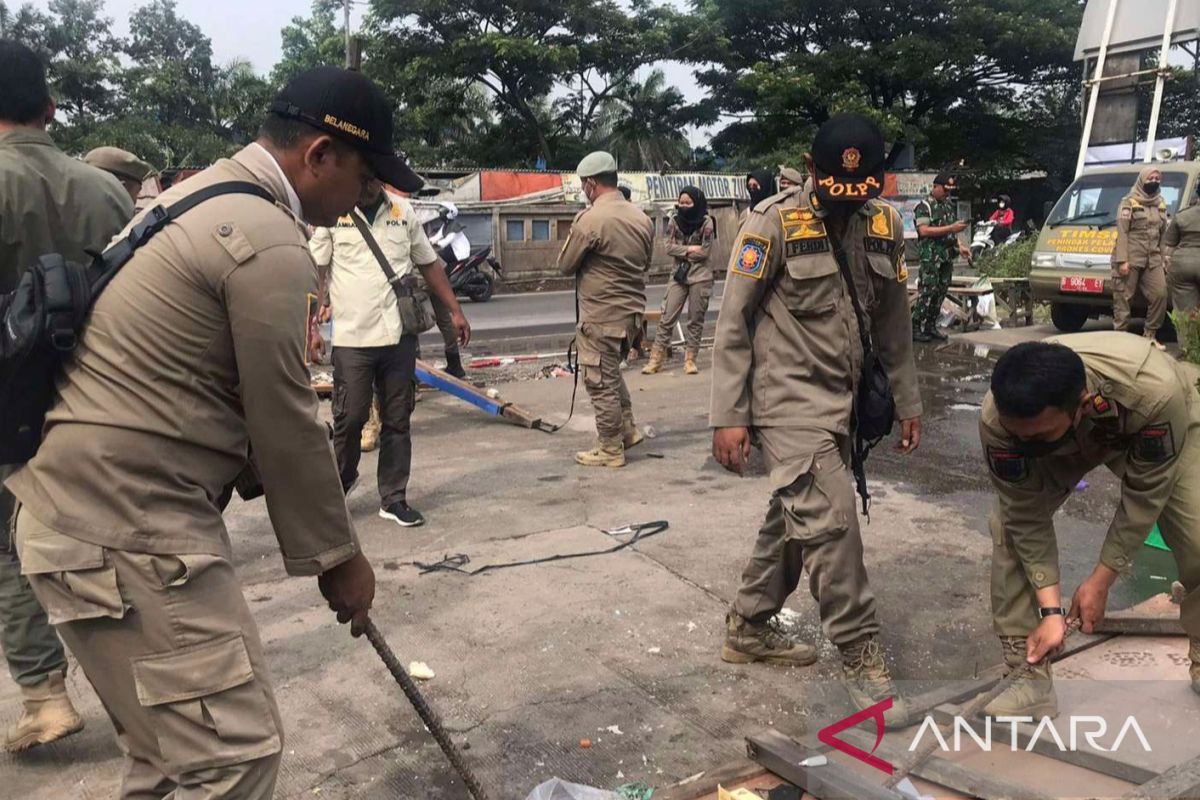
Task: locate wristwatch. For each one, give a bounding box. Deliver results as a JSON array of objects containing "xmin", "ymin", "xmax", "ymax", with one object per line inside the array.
[{"xmin": 1038, "ymin": 607, "xmax": 1067, "ymax": 619}]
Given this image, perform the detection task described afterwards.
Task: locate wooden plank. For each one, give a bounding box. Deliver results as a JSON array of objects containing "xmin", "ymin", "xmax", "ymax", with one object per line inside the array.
[
  {"xmin": 930, "ymin": 704, "xmax": 1159, "ymax": 785},
  {"xmin": 414, "ymin": 359, "xmax": 541, "ymax": 429},
  {"xmin": 746, "ymin": 729, "xmax": 908, "ymax": 800},
  {"xmin": 1121, "ymin": 755, "xmax": 1200, "ymax": 799},
  {"xmin": 840, "ymin": 728, "xmax": 1057, "ymax": 800},
  {"xmin": 1094, "ymin": 616, "xmax": 1186, "ymax": 636}
]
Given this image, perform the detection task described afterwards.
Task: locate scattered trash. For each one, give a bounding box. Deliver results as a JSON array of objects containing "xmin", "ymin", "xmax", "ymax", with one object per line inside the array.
[
  {"xmin": 579, "ymin": 738, "xmax": 593, "ymax": 749},
  {"xmin": 894, "ymin": 777, "xmax": 934, "ymax": 800},
  {"xmin": 947, "ymin": 403, "xmax": 981, "ymax": 412},
  {"xmin": 718, "ymin": 787, "xmax": 765, "ymax": 800},
  {"xmin": 407, "ymin": 661, "xmax": 435, "ymax": 681},
  {"xmin": 686, "ymin": 621, "xmax": 697, "ymax": 633},
  {"xmin": 645, "ymin": 452, "xmax": 665, "ymax": 459},
  {"xmin": 1075, "ymin": 479, "xmax": 1089, "ymax": 491},
  {"xmin": 486, "ymin": 388, "xmax": 502, "ymax": 399},
  {"xmin": 647, "ymin": 646, "xmax": 661, "ymax": 655},
  {"xmin": 644, "ymin": 425, "xmax": 657, "ymax": 438},
  {"xmin": 798, "ymin": 755, "xmax": 827, "ymax": 767},
  {"xmin": 525, "ymin": 778, "xmax": 618, "ymax": 800},
  {"xmin": 615, "ymin": 782, "xmax": 653, "ymax": 800},
  {"xmin": 602, "ymin": 725, "xmax": 624, "ymax": 736}
]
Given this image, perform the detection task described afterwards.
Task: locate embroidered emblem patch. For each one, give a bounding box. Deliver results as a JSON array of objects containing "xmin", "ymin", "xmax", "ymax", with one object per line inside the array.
[
  {"xmin": 869, "ymin": 209, "xmax": 893, "ymax": 238},
  {"xmin": 843, "ymin": 147, "xmax": 862, "ymax": 172},
  {"xmin": 987, "ymin": 447, "xmax": 1029, "ymax": 483},
  {"xmin": 1092, "ymin": 394, "xmax": 1111, "ymax": 414},
  {"xmin": 1133, "ymin": 423, "xmax": 1175, "ymax": 463},
  {"xmin": 733, "ymin": 234, "xmax": 770, "ymax": 279},
  {"xmin": 391, "ymin": 204, "xmax": 402, "ymax": 219},
  {"xmin": 896, "ymin": 256, "xmax": 908, "ymax": 283}
]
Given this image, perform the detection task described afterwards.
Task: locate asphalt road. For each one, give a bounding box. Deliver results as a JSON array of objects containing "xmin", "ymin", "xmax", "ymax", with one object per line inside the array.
[{"xmin": 421, "ymin": 280, "xmax": 726, "ymax": 355}]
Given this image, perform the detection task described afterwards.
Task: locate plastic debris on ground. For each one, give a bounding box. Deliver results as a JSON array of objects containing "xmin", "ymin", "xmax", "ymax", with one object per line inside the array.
[
  {"xmin": 406, "ymin": 661, "xmax": 434, "ymax": 680},
  {"xmin": 525, "ymin": 778, "xmax": 620, "ymax": 800},
  {"xmin": 615, "ymin": 782, "xmax": 653, "ymax": 800},
  {"xmin": 1075, "ymin": 479, "xmax": 1088, "ymax": 491},
  {"xmin": 718, "ymin": 787, "xmax": 765, "ymax": 800}
]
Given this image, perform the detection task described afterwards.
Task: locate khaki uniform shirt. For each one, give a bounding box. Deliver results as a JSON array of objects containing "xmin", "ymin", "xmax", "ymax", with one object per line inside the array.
[
  {"xmin": 0, "ymin": 128, "xmax": 132, "ymax": 292},
  {"xmin": 1165, "ymin": 203, "xmax": 1200, "ymax": 272},
  {"xmin": 557, "ymin": 191, "xmax": 654, "ymax": 324},
  {"xmin": 309, "ymin": 193, "xmax": 437, "ymax": 348},
  {"xmin": 980, "ymin": 333, "xmax": 1199, "ymax": 590},
  {"xmin": 665, "ymin": 215, "xmax": 716, "ymax": 284},
  {"xmin": 710, "ymin": 182, "xmax": 921, "ymax": 431},
  {"xmin": 1112, "ymin": 194, "xmax": 1168, "ymax": 268},
  {"xmin": 7, "ymin": 144, "xmax": 358, "ymax": 577}
]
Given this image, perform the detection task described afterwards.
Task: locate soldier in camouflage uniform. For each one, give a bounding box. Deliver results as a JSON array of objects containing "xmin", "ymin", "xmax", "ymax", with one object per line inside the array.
[{"xmin": 911, "ymin": 172, "xmax": 970, "ymax": 342}]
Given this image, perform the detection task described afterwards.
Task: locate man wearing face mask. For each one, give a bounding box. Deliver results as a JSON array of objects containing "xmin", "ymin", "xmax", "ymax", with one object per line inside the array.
[
  {"xmin": 643, "ymin": 186, "xmax": 715, "ymax": 376},
  {"xmin": 981, "ymin": 333, "xmax": 1200, "ymax": 715},
  {"xmin": 911, "ymin": 172, "xmax": 970, "ymax": 343},
  {"xmin": 711, "ymin": 113, "xmax": 922, "ymax": 725},
  {"xmin": 1112, "ymin": 168, "xmax": 1169, "ymax": 350},
  {"xmin": 744, "ymin": 170, "xmax": 775, "ymax": 220},
  {"xmin": 558, "ymin": 152, "xmax": 655, "ymax": 467}
]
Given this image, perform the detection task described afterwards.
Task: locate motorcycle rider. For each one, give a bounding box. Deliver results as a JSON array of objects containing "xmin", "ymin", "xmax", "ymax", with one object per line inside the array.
[{"xmin": 989, "ymin": 195, "xmax": 1015, "ymax": 244}]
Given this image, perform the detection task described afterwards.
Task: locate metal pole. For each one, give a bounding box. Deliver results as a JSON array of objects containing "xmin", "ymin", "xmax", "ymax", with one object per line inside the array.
[
  {"xmin": 1076, "ymin": 0, "xmax": 1122, "ymax": 178},
  {"xmin": 1144, "ymin": 0, "xmax": 1180, "ymax": 162},
  {"xmin": 344, "ymin": 0, "xmax": 351, "ymax": 69}
]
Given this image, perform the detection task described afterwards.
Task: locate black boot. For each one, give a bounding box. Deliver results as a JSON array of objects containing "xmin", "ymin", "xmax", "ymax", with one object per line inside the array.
[
  {"xmin": 926, "ymin": 326, "xmax": 948, "ymax": 341},
  {"xmin": 912, "ymin": 328, "xmax": 931, "ymax": 343},
  {"xmin": 445, "ymin": 350, "xmax": 467, "ymax": 379}
]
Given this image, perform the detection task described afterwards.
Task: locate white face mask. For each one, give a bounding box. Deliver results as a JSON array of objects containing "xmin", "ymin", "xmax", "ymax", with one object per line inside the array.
[{"xmin": 999, "ymin": 202, "xmax": 1007, "ymax": 208}]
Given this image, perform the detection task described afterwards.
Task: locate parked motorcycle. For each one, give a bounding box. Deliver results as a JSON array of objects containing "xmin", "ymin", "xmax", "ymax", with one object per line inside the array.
[
  {"xmin": 445, "ymin": 247, "xmax": 501, "ymax": 303},
  {"xmin": 970, "ymin": 220, "xmax": 1023, "ymax": 261}
]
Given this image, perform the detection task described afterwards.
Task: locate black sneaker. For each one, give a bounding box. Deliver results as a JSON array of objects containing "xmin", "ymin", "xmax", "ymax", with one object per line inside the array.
[{"xmin": 380, "ymin": 501, "xmax": 425, "ymax": 527}]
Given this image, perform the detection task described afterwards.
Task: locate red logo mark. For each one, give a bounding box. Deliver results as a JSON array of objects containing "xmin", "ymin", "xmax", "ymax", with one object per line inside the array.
[{"xmin": 816, "ymin": 697, "xmax": 894, "ymax": 775}]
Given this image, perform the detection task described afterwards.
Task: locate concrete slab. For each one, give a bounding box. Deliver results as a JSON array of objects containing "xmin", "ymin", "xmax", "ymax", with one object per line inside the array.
[{"xmin": 0, "ymin": 339, "xmax": 1187, "ymax": 798}]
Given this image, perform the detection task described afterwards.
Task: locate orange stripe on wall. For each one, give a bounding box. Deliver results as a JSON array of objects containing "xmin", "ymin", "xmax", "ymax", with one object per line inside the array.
[{"xmin": 480, "ymin": 172, "xmax": 563, "ymax": 201}]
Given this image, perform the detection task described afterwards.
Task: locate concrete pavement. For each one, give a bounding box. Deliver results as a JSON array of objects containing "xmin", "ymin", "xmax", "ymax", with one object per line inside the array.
[{"xmin": 2, "ymin": 332, "xmax": 1184, "ymax": 798}]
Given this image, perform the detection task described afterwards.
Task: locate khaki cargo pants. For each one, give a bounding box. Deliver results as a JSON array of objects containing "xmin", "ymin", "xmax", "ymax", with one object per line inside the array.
[
  {"xmin": 732, "ymin": 427, "xmax": 880, "ymax": 646},
  {"xmin": 15, "ymin": 508, "xmax": 282, "ymax": 800},
  {"xmin": 1112, "ymin": 260, "xmax": 1167, "ymax": 337},
  {"xmin": 653, "ymin": 279, "xmax": 713, "ymax": 353},
  {"xmin": 577, "ymin": 316, "xmax": 640, "ymax": 446},
  {"xmin": 990, "ymin": 433, "xmax": 1200, "ymax": 641}
]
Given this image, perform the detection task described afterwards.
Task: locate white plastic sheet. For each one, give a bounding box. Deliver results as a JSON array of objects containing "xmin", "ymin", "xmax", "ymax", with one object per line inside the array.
[{"xmin": 524, "ymin": 779, "xmax": 620, "ymax": 800}]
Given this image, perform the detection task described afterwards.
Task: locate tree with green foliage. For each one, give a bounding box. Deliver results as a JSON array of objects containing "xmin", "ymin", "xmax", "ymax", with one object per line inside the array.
[
  {"xmin": 272, "ymin": 0, "xmax": 345, "ymax": 85},
  {"xmin": 685, "ymin": 0, "xmax": 1084, "ymax": 178},
  {"xmin": 593, "ymin": 69, "xmax": 691, "ymax": 170}
]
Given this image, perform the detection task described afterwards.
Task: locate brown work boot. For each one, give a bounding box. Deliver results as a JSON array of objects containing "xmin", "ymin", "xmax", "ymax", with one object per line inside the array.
[
  {"xmin": 721, "ymin": 613, "xmax": 818, "ymax": 667},
  {"xmin": 575, "ymin": 439, "xmax": 625, "ymax": 468},
  {"xmin": 1189, "ymin": 638, "xmax": 1200, "ymax": 697},
  {"xmin": 360, "ymin": 399, "xmax": 381, "ymax": 452},
  {"xmin": 641, "ymin": 346, "xmax": 667, "ymax": 375},
  {"xmin": 684, "ymin": 350, "xmax": 699, "ymax": 375},
  {"xmin": 838, "ymin": 636, "xmax": 911, "ymax": 727},
  {"xmin": 3, "ymin": 672, "xmax": 84, "ymax": 753},
  {"xmin": 983, "ymin": 635, "xmax": 1057, "ymax": 718},
  {"xmin": 621, "ymin": 411, "xmax": 645, "ymax": 450}
]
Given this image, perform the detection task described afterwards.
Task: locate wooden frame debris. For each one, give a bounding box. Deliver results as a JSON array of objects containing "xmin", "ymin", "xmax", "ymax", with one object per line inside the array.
[{"xmin": 746, "ymin": 729, "xmax": 908, "ymax": 800}]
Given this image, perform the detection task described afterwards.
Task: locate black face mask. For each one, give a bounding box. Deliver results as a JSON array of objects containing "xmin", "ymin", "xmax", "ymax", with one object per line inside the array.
[
  {"xmin": 677, "ymin": 203, "xmax": 701, "ymax": 220},
  {"xmin": 1144, "ymin": 181, "xmax": 1161, "ymax": 195},
  {"xmin": 1012, "ymin": 426, "xmax": 1075, "ymax": 458}
]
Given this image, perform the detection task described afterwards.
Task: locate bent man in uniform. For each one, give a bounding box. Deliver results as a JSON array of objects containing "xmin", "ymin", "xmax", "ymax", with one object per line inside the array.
[
  {"xmin": 557, "ymin": 151, "xmax": 655, "ymax": 467},
  {"xmin": 1112, "ymin": 167, "xmax": 1170, "ymax": 349},
  {"xmin": 6, "ymin": 67, "xmax": 390, "ymax": 797},
  {"xmin": 981, "ymin": 333, "xmax": 1200, "ymax": 716},
  {"xmin": 84, "ymin": 146, "xmax": 155, "ymax": 207},
  {"xmin": 0, "ymin": 39, "xmax": 133, "ymax": 753},
  {"xmin": 911, "ymin": 172, "xmax": 969, "ymax": 342},
  {"xmin": 711, "ymin": 114, "xmax": 923, "ymax": 724}
]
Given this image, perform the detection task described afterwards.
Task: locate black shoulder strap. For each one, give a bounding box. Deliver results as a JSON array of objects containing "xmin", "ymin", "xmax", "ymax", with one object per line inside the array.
[
  {"xmin": 348, "ymin": 209, "xmax": 409, "ymax": 299},
  {"xmin": 89, "ymin": 181, "xmax": 275, "ymax": 294},
  {"xmin": 830, "ymin": 242, "xmax": 873, "ymax": 356}
]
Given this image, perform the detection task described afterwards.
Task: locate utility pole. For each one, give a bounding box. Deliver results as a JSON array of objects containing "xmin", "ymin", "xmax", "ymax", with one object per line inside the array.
[{"xmin": 344, "ymin": 0, "xmax": 351, "ymax": 69}]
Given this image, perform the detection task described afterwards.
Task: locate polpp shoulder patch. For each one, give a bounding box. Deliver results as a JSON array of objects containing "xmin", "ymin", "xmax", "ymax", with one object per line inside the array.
[
  {"xmin": 1132, "ymin": 423, "xmax": 1176, "ymax": 463},
  {"xmin": 733, "ymin": 234, "xmax": 771, "ymax": 279},
  {"xmin": 987, "ymin": 447, "xmax": 1029, "ymax": 483},
  {"xmin": 868, "ymin": 208, "xmax": 894, "ymax": 239}
]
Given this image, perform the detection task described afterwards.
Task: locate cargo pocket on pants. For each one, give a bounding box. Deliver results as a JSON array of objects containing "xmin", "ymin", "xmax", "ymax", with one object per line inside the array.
[
  {"xmin": 16, "ymin": 516, "xmax": 127, "ymax": 625},
  {"xmin": 772, "ymin": 452, "xmax": 851, "ymax": 545},
  {"xmin": 578, "ymin": 349, "xmax": 603, "ymax": 388},
  {"xmin": 132, "ymin": 632, "xmax": 281, "ymax": 774}
]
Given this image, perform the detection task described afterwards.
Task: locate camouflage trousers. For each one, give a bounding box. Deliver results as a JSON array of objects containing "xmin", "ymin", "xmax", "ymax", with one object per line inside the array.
[{"xmin": 911, "ymin": 258, "xmax": 953, "ymax": 332}]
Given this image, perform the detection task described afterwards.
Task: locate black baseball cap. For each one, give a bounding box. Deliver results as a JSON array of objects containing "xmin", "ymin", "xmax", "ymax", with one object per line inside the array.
[
  {"xmin": 934, "ymin": 171, "xmax": 958, "ymax": 189},
  {"xmin": 269, "ymin": 67, "xmax": 424, "ymax": 193},
  {"xmin": 809, "ymin": 112, "xmax": 887, "ymax": 203}
]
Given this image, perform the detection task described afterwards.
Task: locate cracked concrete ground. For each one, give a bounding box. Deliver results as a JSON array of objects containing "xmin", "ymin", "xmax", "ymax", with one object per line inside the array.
[{"xmin": 0, "ymin": 330, "xmax": 1182, "ymax": 799}]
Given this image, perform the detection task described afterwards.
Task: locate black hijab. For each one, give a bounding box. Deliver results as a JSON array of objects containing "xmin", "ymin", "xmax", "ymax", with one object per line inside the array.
[
  {"xmin": 675, "ymin": 186, "xmax": 708, "ymax": 236},
  {"xmin": 746, "ymin": 170, "xmax": 775, "ymax": 207}
]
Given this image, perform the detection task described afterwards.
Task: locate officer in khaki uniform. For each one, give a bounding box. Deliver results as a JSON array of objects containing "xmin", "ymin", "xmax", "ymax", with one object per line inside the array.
[
  {"xmin": 0, "ymin": 40, "xmax": 133, "ymax": 753},
  {"xmin": 1165, "ymin": 190, "xmax": 1200, "ymax": 313},
  {"xmin": 981, "ymin": 333, "xmax": 1200, "ymax": 716},
  {"xmin": 1112, "ymin": 167, "xmax": 1169, "ymax": 348},
  {"xmin": 557, "ymin": 151, "xmax": 655, "ymax": 468},
  {"xmin": 5, "ymin": 67, "xmax": 399, "ymax": 797},
  {"xmin": 711, "ymin": 114, "xmax": 923, "ymax": 725},
  {"xmin": 84, "ymin": 146, "xmax": 155, "ymax": 206}
]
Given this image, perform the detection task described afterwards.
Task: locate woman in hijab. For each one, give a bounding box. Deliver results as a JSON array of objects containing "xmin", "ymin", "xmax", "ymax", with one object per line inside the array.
[
  {"xmin": 1112, "ymin": 167, "xmax": 1169, "ymax": 349},
  {"xmin": 643, "ymin": 186, "xmax": 715, "ymax": 375}
]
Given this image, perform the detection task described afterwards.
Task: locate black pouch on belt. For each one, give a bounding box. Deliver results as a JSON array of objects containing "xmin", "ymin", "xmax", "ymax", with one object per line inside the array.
[{"xmin": 672, "ymin": 261, "xmax": 690, "ymax": 284}]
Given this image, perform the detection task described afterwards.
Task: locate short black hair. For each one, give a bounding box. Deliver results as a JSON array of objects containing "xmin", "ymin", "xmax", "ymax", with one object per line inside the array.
[
  {"xmin": 618, "ymin": 185, "xmax": 632, "ymax": 200},
  {"xmin": 991, "ymin": 342, "xmax": 1086, "ymax": 418},
  {"xmin": 259, "ymin": 113, "xmax": 321, "ymax": 148},
  {"xmin": 0, "ymin": 40, "xmax": 51, "ymax": 125},
  {"xmin": 592, "ymin": 171, "xmax": 619, "ymax": 188}
]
